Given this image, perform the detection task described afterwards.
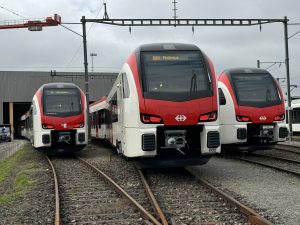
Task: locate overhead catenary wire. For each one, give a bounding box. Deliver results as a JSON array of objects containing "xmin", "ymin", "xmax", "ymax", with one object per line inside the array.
[
  {"xmin": 0, "ymin": 4, "xmax": 26, "ymax": 18},
  {"xmin": 288, "ymin": 23, "xmax": 300, "ymax": 25},
  {"xmin": 265, "ymin": 62, "xmax": 279, "ymax": 70},
  {"xmin": 63, "ymin": 0, "xmax": 105, "ymax": 72},
  {"xmin": 289, "ymin": 30, "xmax": 300, "ymax": 39},
  {"xmin": 59, "ymin": 24, "xmax": 83, "ymax": 37},
  {"xmin": 287, "ymin": 22, "xmax": 300, "ymax": 39}
]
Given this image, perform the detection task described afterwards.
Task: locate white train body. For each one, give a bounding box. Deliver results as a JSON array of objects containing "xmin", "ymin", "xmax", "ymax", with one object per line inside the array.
[
  {"xmin": 22, "ymin": 83, "xmax": 88, "ymax": 151},
  {"xmin": 289, "ymin": 102, "xmax": 300, "ymax": 134},
  {"xmin": 218, "ymin": 68, "xmax": 288, "ymax": 150},
  {"xmin": 90, "ymin": 43, "xmax": 221, "ymax": 162}
]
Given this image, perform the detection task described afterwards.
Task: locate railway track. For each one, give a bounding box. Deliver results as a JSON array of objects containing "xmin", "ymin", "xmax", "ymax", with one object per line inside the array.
[
  {"xmin": 46, "ymin": 150, "xmax": 274, "ymax": 225},
  {"xmin": 46, "ymin": 155, "xmax": 161, "ymax": 225},
  {"xmin": 82, "ymin": 154, "xmax": 274, "ymax": 225},
  {"xmin": 232, "ymin": 148, "xmax": 300, "ymax": 177},
  {"xmin": 274, "ymin": 144, "xmax": 300, "ymax": 155},
  {"xmin": 138, "ymin": 168, "xmax": 273, "ymax": 225}
]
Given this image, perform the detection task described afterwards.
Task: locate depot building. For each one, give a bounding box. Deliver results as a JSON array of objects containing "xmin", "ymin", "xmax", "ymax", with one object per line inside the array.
[{"xmin": 0, "ymin": 71, "xmax": 117, "ymax": 137}]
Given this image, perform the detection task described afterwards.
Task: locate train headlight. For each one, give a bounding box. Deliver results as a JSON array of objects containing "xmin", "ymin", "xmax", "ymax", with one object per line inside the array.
[
  {"xmin": 199, "ymin": 111, "xmax": 217, "ymax": 122},
  {"xmin": 141, "ymin": 114, "xmax": 163, "ymax": 124},
  {"xmin": 236, "ymin": 115, "xmax": 251, "ymax": 122},
  {"xmin": 42, "ymin": 124, "xmax": 54, "ymax": 129},
  {"xmin": 274, "ymin": 114, "xmax": 285, "ymax": 121},
  {"xmin": 74, "ymin": 122, "xmax": 84, "ymax": 128}
]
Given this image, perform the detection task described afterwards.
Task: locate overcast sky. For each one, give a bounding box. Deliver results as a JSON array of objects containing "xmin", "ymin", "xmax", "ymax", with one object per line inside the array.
[{"xmin": 1, "ymin": 0, "xmax": 300, "ymax": 96}]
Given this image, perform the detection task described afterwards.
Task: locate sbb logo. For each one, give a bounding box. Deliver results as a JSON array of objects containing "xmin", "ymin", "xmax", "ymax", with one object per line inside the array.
[
  {"xmin": 175, "ymin": 115, "xmax": 187, "ymax": 122},
  {"xmin": 259, "ymin": 116, "xmax": 267, "ymax": 121}
]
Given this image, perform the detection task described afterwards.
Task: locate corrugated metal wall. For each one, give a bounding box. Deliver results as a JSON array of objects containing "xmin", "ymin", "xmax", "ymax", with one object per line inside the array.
[{"xmin": 0, "ymin": 71, "xmax": 117, "ymax": 123}]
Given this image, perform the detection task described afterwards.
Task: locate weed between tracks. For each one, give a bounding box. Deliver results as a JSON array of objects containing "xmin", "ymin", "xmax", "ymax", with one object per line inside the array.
[{"xmin": 0, "ymin": 144, "xmax": 37, "ymax": 203}]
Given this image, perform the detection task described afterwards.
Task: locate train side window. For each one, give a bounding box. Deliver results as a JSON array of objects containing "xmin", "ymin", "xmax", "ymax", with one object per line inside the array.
[
  {"xmin": 99, "ymin": 110, "xmax": 105, "ymax": 125},
  {"xmin": 111, "ymin": 93, "xmax": 118, "ymax": 122},
  {"xmin": 105, "ymin": 109, "xmax": 111, "ymax": 124},
  {"xmin": 218, "ymin": 88, "xmax": 226, "ymax": 105},
  {"xmin": 29, "ymin": 109, "xmax": 33, "ymax": 128},
  {"xmin": 292, "ymin": 108, "xmax": 300, "ymax": 123},
  {"xmin": 122, "ymin": 73, "xmax": 130, "ymax": 98},
  {"xmin": 93, "ymin": 112, "xmax": 97, "ymax": 128}
]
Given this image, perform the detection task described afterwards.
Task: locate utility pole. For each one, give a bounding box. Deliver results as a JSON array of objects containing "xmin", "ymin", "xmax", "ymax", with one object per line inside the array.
[
  {"xmin": 103, "ymin": 2, "xmax": 109, "ymax": 19},
  {"xmin": 283, "ymin": 16, "xmax": 292, "ymax": 138},
  {"xmin": 81, "ymin": 16, "xmax": 90, "ymax": 136},
  {"xmin": 172, "ymin": 0, "xmax": 178, "ymax": 26}
]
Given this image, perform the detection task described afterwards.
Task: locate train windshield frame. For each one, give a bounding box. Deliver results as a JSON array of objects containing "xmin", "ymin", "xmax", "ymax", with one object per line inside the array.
[
  {"xmin": 230, "ymin": 73, "xmax": 282, "ymax": 107},
  {"xmin": 43, "ymin": 88, "xmax": 82, "ymax": 117},
  {"xmin": 140, "ymin": 51, "xmax": 213, "ymax": 101}
]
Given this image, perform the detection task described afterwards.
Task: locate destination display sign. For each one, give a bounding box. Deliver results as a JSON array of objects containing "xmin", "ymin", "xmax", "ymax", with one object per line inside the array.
[
  {"xmin": 45, "ymin": 89, "xmax": 77, "ymax": 95},
  {"xmin": 151, "ymin": 55, "xmax": 189, "ymax": 61}
]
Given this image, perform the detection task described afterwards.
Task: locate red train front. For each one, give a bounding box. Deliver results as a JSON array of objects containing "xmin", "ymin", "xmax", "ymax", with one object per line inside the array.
[
  {"xmin": 218, "ymin": 68, "xmax": 288, "ymax": 151},
  {"xmin": 23, "ymin": 83, "xmax": 88, "ymax": 151}
]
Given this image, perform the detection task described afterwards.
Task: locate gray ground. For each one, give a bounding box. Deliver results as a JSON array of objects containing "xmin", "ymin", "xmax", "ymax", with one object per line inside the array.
[
  {"xmin": 2, "ymin": 141, "xmax": 299, "ymax": 225},
  {"xmin": 188, "ymin": 156, "xmax": 300, "ymax": 225}
]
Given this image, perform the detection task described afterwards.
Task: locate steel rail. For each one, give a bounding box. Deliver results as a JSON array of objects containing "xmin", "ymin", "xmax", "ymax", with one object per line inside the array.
[
  {"xmin": 78, "ymin": 157, "xmax": 162, "ymax": 225},
  {"xmin": 137, "ymin": 169, "xmax": 169, "ymax": 225},
  {"xmin": 235, "ymin": 157, "xmax": 300, "ymax": 177},
  {"xmin": 273, "ymin": 145, "xmax": 300, "ymax": 155},
  {"xmin": 45, "ymin": 156, "xmax": 61, "ymax": 225},
  {"xmin": 251, "ymin": 152, "xmax": 300, "ymax": 164},
  {"xmin": 189, "ymin": 170, "xmax": 274, "ymax": 225}
]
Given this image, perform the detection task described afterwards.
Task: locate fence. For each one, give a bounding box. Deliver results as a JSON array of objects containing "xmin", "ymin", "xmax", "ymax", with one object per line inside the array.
[{"xmin": 0, "ymin": 140, "xmax": 28, "ymax": 161}]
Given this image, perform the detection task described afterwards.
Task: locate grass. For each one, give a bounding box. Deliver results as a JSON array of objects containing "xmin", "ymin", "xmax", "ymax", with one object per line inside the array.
[{"xmin": 0, "ymin": 144, "xmax": 37, "ymax": 204}]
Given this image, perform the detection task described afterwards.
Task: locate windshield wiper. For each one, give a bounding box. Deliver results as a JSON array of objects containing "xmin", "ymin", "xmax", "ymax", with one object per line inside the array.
[
  {"xmin": 266, "ymin": 88, "xmax": 271, "ymax": 102},
  {"xmin": 190, "ymin": 71, "xmax": 197, "ymax": 92}
]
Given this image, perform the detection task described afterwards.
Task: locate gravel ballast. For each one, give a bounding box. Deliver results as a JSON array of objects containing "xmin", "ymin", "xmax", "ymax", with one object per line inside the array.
[
  {"xmin": 0, "ymin": 143, "xmax": 54, "ymax": 225},
  {"xmin": 2, "ymin": 141, "xmax": 300, "ymax": 225},
  {"xmin": 188, "ymin": 156, "xmax": 300, "ymax": 225}
]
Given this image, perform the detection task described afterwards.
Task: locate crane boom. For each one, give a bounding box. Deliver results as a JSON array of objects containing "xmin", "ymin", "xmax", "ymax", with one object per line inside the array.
[{"xmin": 0, "ymin": 14, "xmax": 61, "ymax": 30}]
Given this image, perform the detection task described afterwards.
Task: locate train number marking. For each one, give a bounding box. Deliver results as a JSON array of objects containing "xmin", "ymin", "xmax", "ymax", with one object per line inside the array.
[{"xmin": 175, "ymin": 115, "xmax": 187, "ymax": 122}]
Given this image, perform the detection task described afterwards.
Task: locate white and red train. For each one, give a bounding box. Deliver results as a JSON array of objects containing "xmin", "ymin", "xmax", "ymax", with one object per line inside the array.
[
  {"xmin": 90, "ymin": 43, "xmax": 221, "ymax": 165},
  {"xmin": 218, "ymin": 68, "xmax": 288, "ymax": 151},
  {"xmin": 21, "ymin": 83, "xmax": 88, "ymax": 151}
]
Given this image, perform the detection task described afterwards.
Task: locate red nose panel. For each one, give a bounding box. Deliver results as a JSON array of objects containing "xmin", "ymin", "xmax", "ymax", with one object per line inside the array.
[
  {"xmin": 143, "ymin": 97, "xmax": 215, "ymax": 126},
  {"xmin": 237, "ymin": 105, "xmax": 285, "ymax": 123},
  {"xmin": 42, "ymin": 114, "xmax": 84, "ymax": 130}
]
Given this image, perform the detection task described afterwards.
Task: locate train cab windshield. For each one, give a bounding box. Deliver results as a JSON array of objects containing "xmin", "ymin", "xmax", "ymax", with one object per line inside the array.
[
  {"xmin": 141, "ymin": 51, "xmax": 212, "ymax": 101},
  {"xmin": 231, "ymin": 73, "xmax": 282, "ymax": 107},
  {"xmin": 43, "ymin": 88, "xmax": 82, "ymax": 117}
]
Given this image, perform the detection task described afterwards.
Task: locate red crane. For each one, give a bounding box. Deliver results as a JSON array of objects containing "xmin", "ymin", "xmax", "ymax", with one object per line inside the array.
[{"xmin": 0, "ymin": 14, "xmax": 61, "ymax": 30}]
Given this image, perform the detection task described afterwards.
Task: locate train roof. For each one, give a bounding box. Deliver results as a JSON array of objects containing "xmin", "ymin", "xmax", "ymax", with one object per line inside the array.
[
  {"xmin": 222, "ymin": 68, "xmax": 270, "ymax": 75},
  {"xmin": 137, "ymin": 43, "xmax": 200, "ymax": 52},
  {"xmin": 89, "ymin": 97, "xmax": 108, "ymax": 112},
  {"xmin": 90, "ymin": 97, "xmax": 107, "ymax": 107}
]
